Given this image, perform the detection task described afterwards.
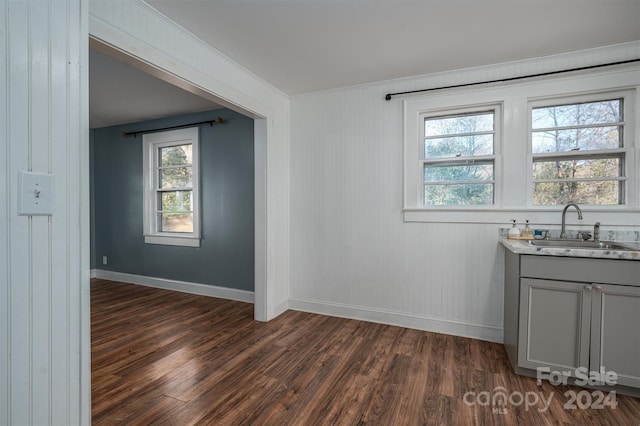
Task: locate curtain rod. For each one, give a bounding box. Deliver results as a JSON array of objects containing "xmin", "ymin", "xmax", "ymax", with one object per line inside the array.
[
  {"xmin": 121, "ymin": 117, "xmax": 225, "ymax": 138},
  {"xmin": 384, "ymin": 59, "xmax": 640, "ymax": 101}
]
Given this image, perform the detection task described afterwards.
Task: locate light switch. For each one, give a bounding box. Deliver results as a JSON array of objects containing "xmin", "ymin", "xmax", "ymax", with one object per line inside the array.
[{"xmin": 18, "ymin": 170, "xmax": 54, "ymax": 216}]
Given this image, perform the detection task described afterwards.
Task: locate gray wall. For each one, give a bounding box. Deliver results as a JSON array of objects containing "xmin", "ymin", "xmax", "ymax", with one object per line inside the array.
[{"xmin": 91, "ymin": 109, "xmax": 255, "ymax": 291}]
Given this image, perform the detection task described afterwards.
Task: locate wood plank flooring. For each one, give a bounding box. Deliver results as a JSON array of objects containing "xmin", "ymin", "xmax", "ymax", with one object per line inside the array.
[{"xmin": 91, "ymin": 279, "xmax": 640, "ymax": 425}]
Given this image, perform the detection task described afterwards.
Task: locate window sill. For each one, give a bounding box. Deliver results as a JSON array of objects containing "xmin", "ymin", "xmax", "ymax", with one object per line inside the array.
[
  {"xmin": 144, "ymin": 234, "xmax": 201, "ymax": 247},
  {"xmin": 403, "ymin": 208, "xmax": 640, "ymax": 226}
]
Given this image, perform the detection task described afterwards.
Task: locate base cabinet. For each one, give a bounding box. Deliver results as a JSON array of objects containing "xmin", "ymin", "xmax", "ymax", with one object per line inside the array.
[
  {"xmin": 591, "ymin": 284, "xmax": 640, "ymax": 388},
  {"xmin": 518, "ymin": 278, "xmax": 591, "ymax": 373},
  {"xmin": 504, "ymin": 252, "xmax": 640, "ymax": 391}
]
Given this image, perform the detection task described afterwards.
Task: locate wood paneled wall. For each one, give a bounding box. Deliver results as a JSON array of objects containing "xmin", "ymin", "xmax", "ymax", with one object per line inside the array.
[
  {"xmin": 0, "ymin": 0, "xmax": 89, "ymax": 424},
  {"xmin": 289, "ymin": 42, "xmax": 640, "ymax": 342}
]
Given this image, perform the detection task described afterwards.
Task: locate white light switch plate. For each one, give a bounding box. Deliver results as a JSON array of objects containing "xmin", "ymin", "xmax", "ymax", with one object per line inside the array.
[{"xmin": 18, "ymin": 170, "xmax": 54, "ymax": 216}]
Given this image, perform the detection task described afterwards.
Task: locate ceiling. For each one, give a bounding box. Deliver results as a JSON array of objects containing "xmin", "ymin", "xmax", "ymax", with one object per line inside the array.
[
  {"xmin": 89, "ymin": 49, "xmax": 222, "ymax": 128},
  {"xmin": 90, "ymin": 0, "xmax": 640, "ymax": 127},
  {"xmin": 147, "ymin": 0, "xmax": 640, "ymax": 95}
]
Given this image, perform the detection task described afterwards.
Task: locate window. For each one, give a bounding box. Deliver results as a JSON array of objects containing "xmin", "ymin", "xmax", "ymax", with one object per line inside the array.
[
  {"xmin": 404, "ymin": 66, "xmax": 638, "ymax": 223},
  {"xmin": 420, "ymin": 106, "xmax": 499, "ymax": 206},
  {"xmin": 143, "ymin": 127, "xmax": 200, "ymax": 247},
  {"xmin": 530, "ymin": 95, "xmax": 627, "ymax": 206}
]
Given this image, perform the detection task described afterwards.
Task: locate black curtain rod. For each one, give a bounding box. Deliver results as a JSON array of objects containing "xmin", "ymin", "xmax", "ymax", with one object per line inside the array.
[
  {"xmin": 121, "ymin": 117, "xmax": 225, "ymax": 138},
  {"xmin": 384, "ymin": 59, "xmax": 640, "ymax": 101}
]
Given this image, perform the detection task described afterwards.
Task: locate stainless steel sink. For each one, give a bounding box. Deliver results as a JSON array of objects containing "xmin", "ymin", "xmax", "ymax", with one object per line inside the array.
[{"xmin": 528, "ymin": 239, "xmax": 636, "ymax": 251}]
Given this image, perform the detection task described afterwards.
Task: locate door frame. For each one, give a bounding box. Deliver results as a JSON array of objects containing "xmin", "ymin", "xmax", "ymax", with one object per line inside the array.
[{"xmin": 88, "ymin": 37, "xmax": 269, "ymax": 319}]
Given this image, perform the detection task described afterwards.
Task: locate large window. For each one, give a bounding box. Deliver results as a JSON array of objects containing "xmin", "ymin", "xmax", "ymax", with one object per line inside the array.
[
  {"xmin": 403, "ymin": 67, "xmax": 638, "ymax": 223},
  {"xmin": 421, "ymin": 106, "xmax": 499, "ymax": 206},
  {"xmin": 143, "ymin": 127, "xmax": 200, "ymax": 247},
  {"xmin": 530, "ymin": 95, "xmax": 627, "ymax": 206}
]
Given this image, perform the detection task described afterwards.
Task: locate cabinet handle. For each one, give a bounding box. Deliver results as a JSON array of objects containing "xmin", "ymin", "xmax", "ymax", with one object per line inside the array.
[
  {"xmin": 584, "ymin": 285, "xmax": 593, "ymax": 292},
  {"xmin": 594, "ymin": 285, "xmax": 602, "ymax": 292}
]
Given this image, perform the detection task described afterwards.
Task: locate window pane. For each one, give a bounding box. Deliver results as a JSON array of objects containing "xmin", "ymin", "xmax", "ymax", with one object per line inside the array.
[
  {"xmin": 533, "ymin": 157, "xmax": 621, "ymax": 181},
  {"xmin": 424, "ymin": 184, "xmax": 493, "ymax": 206},
  {"xmin": 158, "ymin": 212, "xmax": 193, "ymax": 233},
  {"xmin": 158, "ymin": 190, "xmax": 192, "ymax": 212},
  {"xmin": 424, "ymin": 162, "xmax": 493, "ymax": 182},
  {"xmin": 159, "ymin": 166, "xmax": 193, "ymax": 188},
  {"xmin": 425, "ymin": 134, "xmax": 493, "ymax": 159},
  {"xmin": 160, "ymin": 144, "xmax": 192, "ymax": 167},
  {"xmin": 420, "ymin": 109, "xmax": 496, "ymax": 207},
  {"xmin": 533, "ymin": 181, "xmax": 621, "ymax": 206},
  {"xmin": 425, "ymin": 112, "xmax": 493, "ymax": 137},
  {"xmin": 532, "ymin": 126, "xmax": 620, "ymax": 153},
  {"xmin": 530, "ymin": 97, "xmax": 625, "ymax": 207},
  {"xmin": 532, "ymin": 99, "xmax": 621, "ymax": 129}
]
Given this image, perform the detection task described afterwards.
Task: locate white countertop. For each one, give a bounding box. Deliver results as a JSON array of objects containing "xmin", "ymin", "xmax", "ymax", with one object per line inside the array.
[{"xmin": 500, "ymin": 238, "xmax": 640, "ymax": 261}]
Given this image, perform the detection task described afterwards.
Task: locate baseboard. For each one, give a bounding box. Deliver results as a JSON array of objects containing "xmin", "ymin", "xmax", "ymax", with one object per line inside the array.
[
  {"xmin": 90, "ymin": 269, "xmax": 96, "ymax": 279},
  {"xmin": 272, "ymin": 299, "xmax": 289, "ymax": 319},
  {"xmin": 288, "ymin": 298, "xmax": 503, "ymax": 343},
  {"xmin": 93, "ymin": 269, "xmax": 254, "ymax": 304},
  {"xmin": 91, "ymin": 270, "xmax": 502, "ymax": 342}
]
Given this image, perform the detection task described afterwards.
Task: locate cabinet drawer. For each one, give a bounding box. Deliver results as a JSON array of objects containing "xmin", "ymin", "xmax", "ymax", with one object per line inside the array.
[{"xmin": 521, "ymin": 255, "xmax": 640, "ymax": 285}]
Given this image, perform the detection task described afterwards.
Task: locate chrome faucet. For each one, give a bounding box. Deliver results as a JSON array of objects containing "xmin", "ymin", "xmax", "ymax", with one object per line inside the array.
[
  {"xmin": 593, "ymin": 221, "xmax": 601, "ymax": 243},
  {"xmin": 560, "ymin": 202, "xmax": 583, "ymax": 239}
]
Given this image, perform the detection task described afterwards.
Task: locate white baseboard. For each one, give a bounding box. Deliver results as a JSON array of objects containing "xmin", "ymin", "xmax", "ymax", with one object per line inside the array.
[
  {"xmin": 92, "ymin": 269, "xmax": 254, "ymax": 304},
  {"xmin": 91, "ymin": 270, "xmax": 501, "ymax": 342},
  {"xmin": 288, "ymin": 298, "xmax": 503, "ymax": 343},
  {"xmin": 272, "ymin": 299, "xmax": 289, "ymax": 319},
  {"xmin": 90, "ymin": 269, "xmax": 96, "ymax": 279}
]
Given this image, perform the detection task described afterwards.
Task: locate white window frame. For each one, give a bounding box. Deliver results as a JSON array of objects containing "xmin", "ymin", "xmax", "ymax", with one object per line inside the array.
[
  {"xmin": 142, "ymin": 127, "xmax": 200, "ymax": 247},
  {"xmin": 419, "ymin": 104, "xmax": 501, "ymax": 208},
  {"xmin": 527, "ymin": 90, "xmax": 635, "ymax": 208},
  {"xmin": 403, "ymin": 66, "xmax": 639, "ymax": 224}
]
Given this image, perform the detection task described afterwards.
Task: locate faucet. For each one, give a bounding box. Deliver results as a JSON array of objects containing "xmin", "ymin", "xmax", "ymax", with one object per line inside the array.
[
  {"xmin": 560, "ymin": 202, "xmax": 583, "ymax": 239},
  {"xmin": 593, "ymin": 222, "xmax": 600, "ymax": 243}
]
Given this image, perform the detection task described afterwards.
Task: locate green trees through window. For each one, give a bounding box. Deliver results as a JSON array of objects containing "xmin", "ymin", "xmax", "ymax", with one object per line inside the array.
[
  {"xmin": 157, "ymin": 144, "xmax": 194, "ymax": 232},
  {"xmin": 423, "ymin": 110, "xmax": 496, "ymax": 206},
  {"xmin": 531, "ymin": 99, "xmax": 624, "ymax": 205}
]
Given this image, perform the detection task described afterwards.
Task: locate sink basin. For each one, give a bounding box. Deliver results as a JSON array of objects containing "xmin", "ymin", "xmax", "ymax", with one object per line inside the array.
[{"xmin": 528, "ymin": 239, "xmax": 636, "ymax": 251}]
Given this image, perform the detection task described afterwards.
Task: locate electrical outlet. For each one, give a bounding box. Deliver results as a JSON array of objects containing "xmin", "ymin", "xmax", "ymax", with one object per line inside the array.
[{"xmin": 102, "ymin": 256, "xmax": 108, "ymax": 265}]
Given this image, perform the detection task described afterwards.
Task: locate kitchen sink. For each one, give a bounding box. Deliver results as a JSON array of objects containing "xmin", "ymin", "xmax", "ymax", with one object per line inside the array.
[{"xmin": 528, "ymin": 239, "xmax": 636, "ymax": 251}]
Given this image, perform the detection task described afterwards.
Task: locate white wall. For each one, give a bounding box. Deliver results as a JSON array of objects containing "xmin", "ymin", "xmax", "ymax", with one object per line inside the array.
[
  {"xmin": 0, "ymin": 0, "xmax": 89, "ymax": 424},
  {"xmin": 289, "ymin": 42, "xmax": 640, "ymax": 342},
  {"xmin": 89, "ymin": 0, "xmax": 291, "ymax": 320}
]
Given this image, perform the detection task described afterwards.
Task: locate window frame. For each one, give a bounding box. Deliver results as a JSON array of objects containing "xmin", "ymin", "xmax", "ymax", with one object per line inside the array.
[
  {"xmin": 416, "ymin": 103, "xmax": 502, "ymax": 209},
  {"xmin": 142, "ymin": 127, "xmax": 200, "ymax": 247},
  {"xmin": 403, "ymin": 102, "xmax": 503, "ymax": 212},
  {"xmin": 527, "ymin": 90, "xmax": 634, "ymax": 209},
  {"xmin": 403, "ymin": 66, "xmax": 639, "ymax": 224}
]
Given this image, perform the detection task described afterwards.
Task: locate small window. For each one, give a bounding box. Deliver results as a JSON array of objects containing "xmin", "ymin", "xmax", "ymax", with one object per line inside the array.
[
  {"xmin": 421, "ymin": 108, "xmax": 498, "ymax": 206},
  {"xmin": 530, "ymin": 97, "xmax": 626, "ymax": 205},
  {"xmin": 143, "ymin": 127, "xmax": 200, "ymax": 247}
]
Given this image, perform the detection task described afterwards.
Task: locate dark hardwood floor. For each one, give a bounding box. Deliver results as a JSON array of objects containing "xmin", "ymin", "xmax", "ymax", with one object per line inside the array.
[{"xmin": 91, "ymin": 279, "xmax": 640, "ymax": 425}]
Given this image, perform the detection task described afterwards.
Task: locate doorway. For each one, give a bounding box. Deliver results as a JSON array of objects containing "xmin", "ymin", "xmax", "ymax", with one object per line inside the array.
[{"xmin": 89, "ymin": 38, "xmax": 268, "ymax": 319}]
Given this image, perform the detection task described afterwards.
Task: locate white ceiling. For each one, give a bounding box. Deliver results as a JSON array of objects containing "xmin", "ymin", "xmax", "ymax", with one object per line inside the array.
[
  {"xmin": 90, "ymin": 0, "xmax": 640, "ymax": 127},
  {"xmin": 147, "ymin": 0, "xmax": 640, "ymax": 95},
  {"xmin": 89, "ymin": 49, "xmax": 221, "ymax": 128}
]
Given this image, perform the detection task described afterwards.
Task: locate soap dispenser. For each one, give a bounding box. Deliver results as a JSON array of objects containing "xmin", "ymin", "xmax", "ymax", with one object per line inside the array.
[
  {"xmin": 522, "ymin": 220, "xmax": 533, "ymax": 238},
  {"xmin": 508, "ymin": 220, "xmax": 521, "ymax": 239}
]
